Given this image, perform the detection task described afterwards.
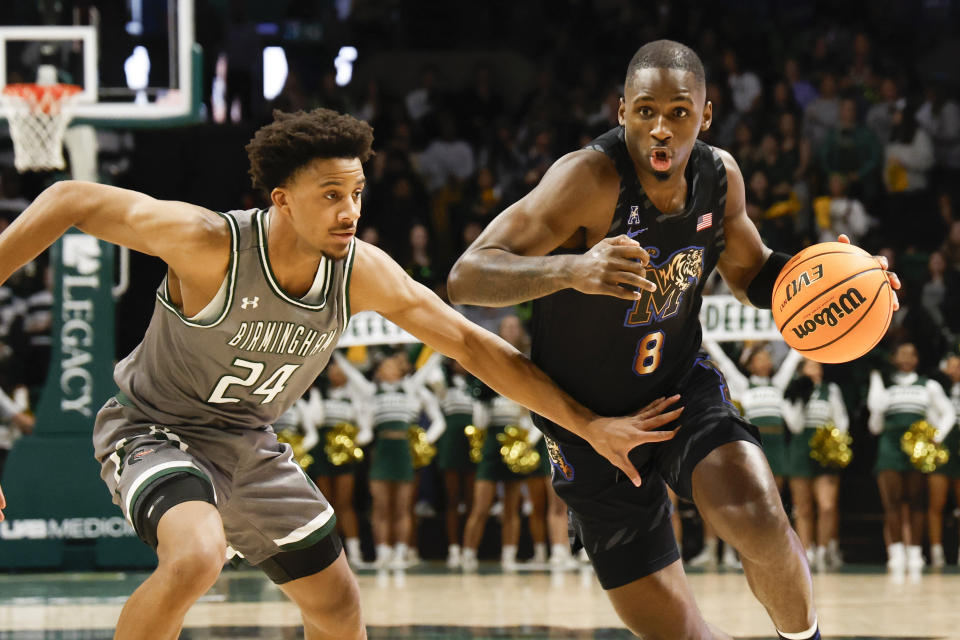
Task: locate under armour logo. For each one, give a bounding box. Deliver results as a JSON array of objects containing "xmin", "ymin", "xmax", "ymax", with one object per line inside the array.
[
  {"xmin": 241, "ymin": 297, "xmax": 259, "ymax": 309},
  {"xmin": 627, "ymin": 205, "xmax": 640, "ymax": 226}
]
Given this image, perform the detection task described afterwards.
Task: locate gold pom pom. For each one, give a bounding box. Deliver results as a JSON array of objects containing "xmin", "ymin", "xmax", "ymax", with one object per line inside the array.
[
  {"xmin": 808, "ymin": 423, "xmax": 853, "ymax": 469},
  {"xmin": 464, "ymin": 424, "xmax": 486, "ymax": 464},
  {"xmin": 409, "ymin": 426, "xmax": 437, "ymax": 469},
  {"xmin": 324, "ymin": 422, "xmax": 364, "ymax": 467},
  {"xmin": 277, "ymin": 428, "xmax": 315, "ymax": 470},
  {"xmin": 900, "ymin": 420, "xmax": 950, "ymax": 473},
  {"xmin": 497, "ymin": 425, "xmax": 541, "ymax": 475}
]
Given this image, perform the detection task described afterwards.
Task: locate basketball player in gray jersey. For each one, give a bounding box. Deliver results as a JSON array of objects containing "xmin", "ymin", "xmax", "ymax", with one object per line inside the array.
[{"xmin": 0, "ymin": 108, "xmax": 682, "ymax": 640}]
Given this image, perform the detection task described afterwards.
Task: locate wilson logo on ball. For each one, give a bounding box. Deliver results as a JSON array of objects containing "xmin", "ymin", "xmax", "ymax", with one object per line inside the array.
[{"xmin": 790, "ymin": 287, "xmax": 867, "ymax": 340}]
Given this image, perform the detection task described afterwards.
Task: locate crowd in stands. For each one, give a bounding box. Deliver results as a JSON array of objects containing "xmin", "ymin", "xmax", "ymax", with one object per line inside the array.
[{"xmin": 2, "ymin": 0, "xmax": 960, "ymax": 567}]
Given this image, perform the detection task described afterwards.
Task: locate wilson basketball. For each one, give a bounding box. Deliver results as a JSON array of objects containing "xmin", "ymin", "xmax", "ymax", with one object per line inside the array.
[{"xmin": 772, "ymin": 242, "xmax": 893, "ymax": 363}]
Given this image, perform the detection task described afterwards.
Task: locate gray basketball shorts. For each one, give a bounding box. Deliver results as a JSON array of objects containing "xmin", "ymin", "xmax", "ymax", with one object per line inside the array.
[{"xmin": 93, "ymin": 397, "xmax": 337, "ymax": 566}]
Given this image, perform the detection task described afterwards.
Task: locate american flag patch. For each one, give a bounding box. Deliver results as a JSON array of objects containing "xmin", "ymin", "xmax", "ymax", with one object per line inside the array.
[{"xmin": 696, "ymin": 212, "xmax": 713, "ymax": 231}]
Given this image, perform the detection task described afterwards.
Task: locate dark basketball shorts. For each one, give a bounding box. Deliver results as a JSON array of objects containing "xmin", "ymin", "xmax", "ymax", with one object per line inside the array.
[
  {"xmin": 93, "ymin": 396, "xmax": 340, "ymax": 583},
  {"xmin": 538, "ymin": 356, "xmax": 761, "ymax": 590}
]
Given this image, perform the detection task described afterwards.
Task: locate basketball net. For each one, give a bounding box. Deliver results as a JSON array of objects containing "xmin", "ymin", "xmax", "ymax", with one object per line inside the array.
[{"xmin": 1, "ymin": 67, "xmax": 82, "ymax": 172}]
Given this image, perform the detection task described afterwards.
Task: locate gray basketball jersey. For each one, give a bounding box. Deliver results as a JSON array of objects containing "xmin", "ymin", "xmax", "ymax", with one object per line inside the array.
[{"xmin": 113, "ymin": 208, "xmax": 354, "ymax": 429}]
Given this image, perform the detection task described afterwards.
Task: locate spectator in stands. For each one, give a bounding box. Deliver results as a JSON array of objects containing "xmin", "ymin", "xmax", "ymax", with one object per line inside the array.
[
  {"xmin": 941, "ymin": 220, "xmax": 960, "ymax": 267},
  {"xmin": 818, "ymin": 98, "xmax": 882, "ymax": 202},
  {"xmin": 784, "ymin": 58, "xmax": 818, "ymax": 112},
  {"xmin": 842, "ymin": 32, "xmax": 876, "ymax": 98},
  {"xmin": 766, "ymin": 81, "xmax": 801, "ymax": 134},
  {"xmin": 883, "ymin": 99, "xmax": 937, "ymax": 248},
  {"xmin": 804, "ymin": 73, "xmax": 841, "ymax": 150},
  {"xmin": 866, "ymin": 77, "xmax": 902, "ymax": 144},
  {"xmin": 917, "ymin": 83, "xmax": 960, "ymax": 203},
  {"xmin": 458, "ymin": 65, "xmax": 503, "ymax": 148},
  {"xmin": 814, "ymin": 173, "xmax": 876, "ymax": 246},
  {"xmin": 401, "ymin": 222, "xmax": 441, "ymax": 293},
  {"xmin": 921, "ymin": 252, "xmax": 949, "ymax": 332},
  {"xmin": 703, "ymin": 81, "xmax": 739, "ymax": 150},
  {"xmin": 418, "ymin": 113, "xmax": 475, "ymax": 192},
  {"xmin": 733, "ymin": 122, "xmax": 759, "ymax": 177},
  {"xmin": 723, "ymin": 49, "xmax": 762, "ymax": 115},
  {"xmin": 454, "ymin": 168, "xmax": 502, "ymax": 229},
  {"xmin": 405, "ymin": 65, "xmax": 441, "ymax": 124}
]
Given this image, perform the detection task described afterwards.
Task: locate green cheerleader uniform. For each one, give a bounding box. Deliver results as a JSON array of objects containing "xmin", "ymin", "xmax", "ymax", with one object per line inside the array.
[
  {"xmin": 477, "ymin": 395, "xmax": 544, "ymax": 482},
  {"xmin": 308, "ymin": 386, "xmax": 359, "ymax": 478},
  {"xmin": 787, "ymin": 383, "xmax": 846, "ymax": 478},
  {"xmin": 368, "ymin": 383, "xmax": 419, "ymax": 483},
  {"xmin": 741, "ymin": 378, "xmax": 791, "ymax": 478},
  {"xmin": 875, "ymin": 376, "xmax": 928, "ymax": 473},
  {"xmin": 437, "ymin": 374, "xmax": 477, "ymax": 471},
  {"xmin": 934, "ymin": 382, "xmax": 960, "ymax": 477}
]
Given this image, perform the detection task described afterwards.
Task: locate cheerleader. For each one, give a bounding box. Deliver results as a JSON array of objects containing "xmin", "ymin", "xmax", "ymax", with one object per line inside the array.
[
  {"xmin": 927, "ymin": 353, "xmax": 960, "ymax": 567},
  {"xmin": 333, "ymin": 350, "xmax": 445, "ymax": 569},
  {"xmin": 868, "ymin": 342, "xmax": 955, "ymax": 570},
  {"xmin": 784, "ymin": 359, "xmax": 849, "ymax": 570},
  {"xmin": 461, "ymin": 316, "xmax": 549, "ymax": 570},
  {"xmin": 435, "ymin": 358, "xmax": 480, "ymax": 568},
  {"xmin": 703, "ymin": 340, "xmax": 802, "ymax": 489},
  {"xmin": 305, "ymin": 362, "xmax": 364, "ymax": 565}
]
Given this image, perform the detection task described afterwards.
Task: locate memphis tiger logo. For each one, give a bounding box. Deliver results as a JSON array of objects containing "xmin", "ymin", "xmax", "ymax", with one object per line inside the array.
[
  {"xmin": 544, "ymin": 436, "xmax": 574, "ymax": 481},
  {"xmin": 624, "ymin": 246, "xmax": 704, "ymax": 327}
]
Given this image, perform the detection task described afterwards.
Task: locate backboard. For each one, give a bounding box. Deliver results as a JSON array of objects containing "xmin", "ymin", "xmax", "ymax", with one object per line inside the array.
[{"xmin": 0, "ymin": 0, "xmax": 200, "ymax": 128}]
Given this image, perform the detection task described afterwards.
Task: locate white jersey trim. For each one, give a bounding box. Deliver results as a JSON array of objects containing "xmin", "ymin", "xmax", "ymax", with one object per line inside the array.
[
  {"xmin": 256, "ymin": 209, "xmax": 333, "ymax": 310},
  {"xmin": 272, "ymin": 503, "xmax": 335, "ymax": 547},
  {"xmin": 124, "ymin": 460, "xmax": 215, "ymax": 524},
  {"xmin": 155, "ymin": 211, "xmax": 240, "ymax": 328}
]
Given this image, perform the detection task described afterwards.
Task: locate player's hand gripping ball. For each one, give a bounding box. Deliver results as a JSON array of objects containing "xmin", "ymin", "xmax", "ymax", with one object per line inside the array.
[{"xmin": 772, "ymin": 242, "xmax": 895, "ymax": 363}]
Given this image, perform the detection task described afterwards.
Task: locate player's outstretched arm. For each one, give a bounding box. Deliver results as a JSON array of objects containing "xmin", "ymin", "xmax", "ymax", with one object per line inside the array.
[
  {"xmin": 351, "ymin": 241, "xmax": 680, "ymax": 486},
  {"xmin": 0, "ymin": 181, "xmax": 230, "ymax": 294},
  {"xmin": 447, "ymin": 151, "xmax": 656, "ymax": 307}
]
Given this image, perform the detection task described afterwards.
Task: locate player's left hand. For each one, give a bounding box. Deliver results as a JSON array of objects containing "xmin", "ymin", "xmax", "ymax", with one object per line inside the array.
[
  {"xmin": 837, "ymin": 234, "xmax": 900, "ymax": 310},
  {"xmin": 585, "ymin": 395, "xmax": 683, "ymax": 487},
  {"xmin": 0, "ymin": 481, "xmax": 6, "ymax": 522}
]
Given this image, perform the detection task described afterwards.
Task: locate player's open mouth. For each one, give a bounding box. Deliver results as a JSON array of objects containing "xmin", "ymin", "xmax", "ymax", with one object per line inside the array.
[{"xmin": 650, "ymin": 149, "xmax": 671, "ymax": 172}]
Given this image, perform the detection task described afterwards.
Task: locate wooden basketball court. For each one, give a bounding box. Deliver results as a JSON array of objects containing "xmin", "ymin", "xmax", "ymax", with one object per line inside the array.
[{"xmin": 1, "ymin": 563, "xmax": 957, "ymax": 638}]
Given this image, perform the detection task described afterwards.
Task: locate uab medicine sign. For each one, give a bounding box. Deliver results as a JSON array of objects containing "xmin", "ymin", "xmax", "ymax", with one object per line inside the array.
[{"xmin": 0, "ymin": 231, "xmax": 151, "ymax": 568}]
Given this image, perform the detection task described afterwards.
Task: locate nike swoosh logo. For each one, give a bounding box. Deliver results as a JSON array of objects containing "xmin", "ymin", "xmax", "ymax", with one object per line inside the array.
[{"xmin": 627, "ymin": 227, "xmax": 647, "ymax": 238}]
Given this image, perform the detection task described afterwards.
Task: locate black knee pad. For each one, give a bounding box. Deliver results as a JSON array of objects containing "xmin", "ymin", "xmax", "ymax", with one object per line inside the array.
[
  {"xmin": 257, "ymin": 532, "xmax": 343, "ymax": 584},
  {"xmin": 132, "ymin": 472, "xmax": 216, "ymax": 549}
]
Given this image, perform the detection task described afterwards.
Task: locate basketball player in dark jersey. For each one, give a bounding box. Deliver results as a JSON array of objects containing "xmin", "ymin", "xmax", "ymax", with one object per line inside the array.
[
  {"xmin": 449, "ymin": 41, "xmax": 899, "ymax": 640},
  {"xmin": 0, "ymin": 109, "xmax": 681, "ymax": 640}
]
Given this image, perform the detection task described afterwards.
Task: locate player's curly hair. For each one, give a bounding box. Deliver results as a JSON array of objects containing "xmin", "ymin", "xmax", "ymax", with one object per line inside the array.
[{"xmin": 246, "ymin": 108, "xmax": 374, "ymax": 195}]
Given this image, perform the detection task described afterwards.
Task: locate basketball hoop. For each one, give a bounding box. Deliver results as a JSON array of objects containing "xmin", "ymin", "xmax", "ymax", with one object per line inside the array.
[{"xmin": 1, "ymin": 83, "xmax": 82, "ymax": 172}]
